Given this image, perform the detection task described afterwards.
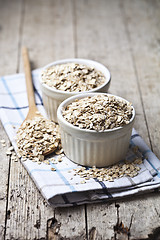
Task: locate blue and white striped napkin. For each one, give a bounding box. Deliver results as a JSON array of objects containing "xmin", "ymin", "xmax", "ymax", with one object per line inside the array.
[{"xmin": 0, "ymin": 69, "xmax": 160, "ymax": 207}]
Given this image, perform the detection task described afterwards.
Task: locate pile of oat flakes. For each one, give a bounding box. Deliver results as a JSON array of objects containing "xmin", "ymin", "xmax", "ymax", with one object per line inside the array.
[
  {"xmin": 73, "ymin": 158, "xmax": 142, "ymax": 183},
  {"xmin": 41, "ymin": 63, "xmax": 106, "ymax": 92},
  {"xmin": 63, "ymin": 94, "xmax": 134, "ymax": 131},
  {"xmin": 16, "ymin": 116, "xmax": 63, "ymax": 163}
]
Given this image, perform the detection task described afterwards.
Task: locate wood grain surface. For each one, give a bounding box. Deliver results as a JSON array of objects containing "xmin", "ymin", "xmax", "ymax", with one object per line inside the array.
[{"xmin": 0, "ymin": 0, "xmax": 160, "ymax": 239}]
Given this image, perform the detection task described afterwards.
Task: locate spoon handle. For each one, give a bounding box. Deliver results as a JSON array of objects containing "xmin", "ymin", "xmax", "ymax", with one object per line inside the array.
[{"xmin": 22, "ymin": 47, "xmax": 37, "ymax": 110}]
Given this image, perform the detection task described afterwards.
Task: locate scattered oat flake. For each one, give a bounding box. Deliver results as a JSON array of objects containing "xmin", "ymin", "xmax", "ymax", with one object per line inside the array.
[
  {"xmin": 36, "ymin": 111, "xmax": 41, "ymax": 115},
  {"xmin": 58, "ymin": 158, "xmax": 62, "ymax": 162},
  {"xmin": 6, "ymin": 151, "xmax": 12, "ymax": 156},
  {"xmin": 51, "ymin": 167, "xmax": 56, "ymax": 171},
  {"xmin": 7, "ymin": 146, "xmax": 14, "ymax": 151},
  {"xmin": 80, "ymin": 180, "xmax": 86, "ymax": 184}
]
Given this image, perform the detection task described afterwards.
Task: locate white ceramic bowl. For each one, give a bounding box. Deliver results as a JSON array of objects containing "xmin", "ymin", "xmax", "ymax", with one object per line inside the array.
[
  {"xmin": 57, "ymin": 93, "xmax": 135, "ymax": 167},
  {"xmin": 40, "ymin": 58, "xmax": 111, "ymax": 122}
]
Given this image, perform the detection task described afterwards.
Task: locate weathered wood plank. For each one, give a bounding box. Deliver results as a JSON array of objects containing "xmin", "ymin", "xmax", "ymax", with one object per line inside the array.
[
  {"xmin": 0, "ymin": 123, "xmax": 10, "ymax": 238},
  {"xmin": 122, "ymin": 0, "xmax": 160, "ymax": 158},
  {"xmin": 0, "ymin": 0, "xmax": 22, "ymax": 238},
  {"xmin": 5, "ymin": 158, "xmax": 54, "ymax": 240},
  {"xmin": 19, "ymin": 0, "xmax": 75, "ymax": 71},
  {"xmin": 116, "ymin": 193, "xmax": 160, "ymax": 239},
  {"xmin": 115, "ymin": 0, "xmax": 160, "ymax": 239},
  {"xmin": 5, "ymin": 0, "xmax": 87, "ymax": 239},
  {"xmin": 0, "ymin": 0, "xmax": 22, "ymax": 75},
  {"xmin": 87, "ymin": 203, "xmax": 117, "ymax": 240},
  {"xmin": 47, "ymin": 207, "xmax": 87, "ymax": 240}
]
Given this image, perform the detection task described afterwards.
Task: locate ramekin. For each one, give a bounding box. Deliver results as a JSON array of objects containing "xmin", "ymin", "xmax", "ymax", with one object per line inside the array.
[
  {"xmin": 57, "ymin": 93, "xmax": 135, "ymax": 167},
  {"xmin": 40, "ymin": 59, "xmax": 111, "ymax": 122}
]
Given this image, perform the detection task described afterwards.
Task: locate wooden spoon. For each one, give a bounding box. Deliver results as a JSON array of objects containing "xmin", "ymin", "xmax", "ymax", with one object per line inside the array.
[
  {"xmin": 22, "ymin": 46, "xmax": 42, "ymax": 121},
  {"xmin": 21, "ymin": 46, "xmax": 56, "ymax": 156}
]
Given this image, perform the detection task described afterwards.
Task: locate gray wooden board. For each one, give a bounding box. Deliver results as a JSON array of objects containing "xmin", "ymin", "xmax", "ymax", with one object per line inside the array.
[
  {"xmin": 0, "ymin": 122, "xmax": 10, "ymax": 238},
  {"xmin": 122, "ymin": 0, "xmax": 160, "ymax": 157},
  {"xmin": 0, "ymin": 0, "xmax": 22, "ymax": 238},
  {"xmin": 0, "ymin": 0, "xmax": 160, "ymax": 239}
]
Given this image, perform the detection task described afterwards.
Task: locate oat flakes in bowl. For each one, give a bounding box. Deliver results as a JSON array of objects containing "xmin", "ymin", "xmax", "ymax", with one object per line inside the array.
[
  {"xmin": 40, "ymin": 59, "xmax": 111, "ymax": 122},
  {"xmin": 57, "ymin": 93, "xmax": 135, "ymax": 167}
]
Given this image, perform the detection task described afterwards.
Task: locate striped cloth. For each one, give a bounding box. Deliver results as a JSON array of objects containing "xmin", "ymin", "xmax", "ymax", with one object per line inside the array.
[{"xmin": 0, "ymin": 69, "xmax": 160, "ymax": 207}]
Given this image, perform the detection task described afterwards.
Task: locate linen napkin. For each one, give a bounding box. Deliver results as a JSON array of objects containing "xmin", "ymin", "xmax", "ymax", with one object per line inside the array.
[{"xmin": 0, "ymin": 69, "xmax": 160, "ymax": 207}]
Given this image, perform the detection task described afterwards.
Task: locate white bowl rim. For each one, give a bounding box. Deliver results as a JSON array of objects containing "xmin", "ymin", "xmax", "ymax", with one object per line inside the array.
[
  {"xmin": 40, "ymin": 58, "xmax": 111, "ymax": 95},
  {"xmin": 57, "ymin": 92, "xmax": 136, "ymax": 134}
]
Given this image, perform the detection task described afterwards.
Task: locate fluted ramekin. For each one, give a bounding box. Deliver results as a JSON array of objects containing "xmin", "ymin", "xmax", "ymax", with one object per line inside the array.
[
  {"xmin": 40, "ymin": 58, "xmax": 111, "ymax": 122},
  {"xmin": 57, "ymin": 93, "xmax": 135, "ymax": 167}
]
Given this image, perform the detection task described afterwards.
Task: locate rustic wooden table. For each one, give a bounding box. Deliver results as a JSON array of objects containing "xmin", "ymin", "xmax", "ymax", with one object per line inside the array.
[{"xmin": 0, "ymin": 0, "xmax": 160, "ymax": 239}]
